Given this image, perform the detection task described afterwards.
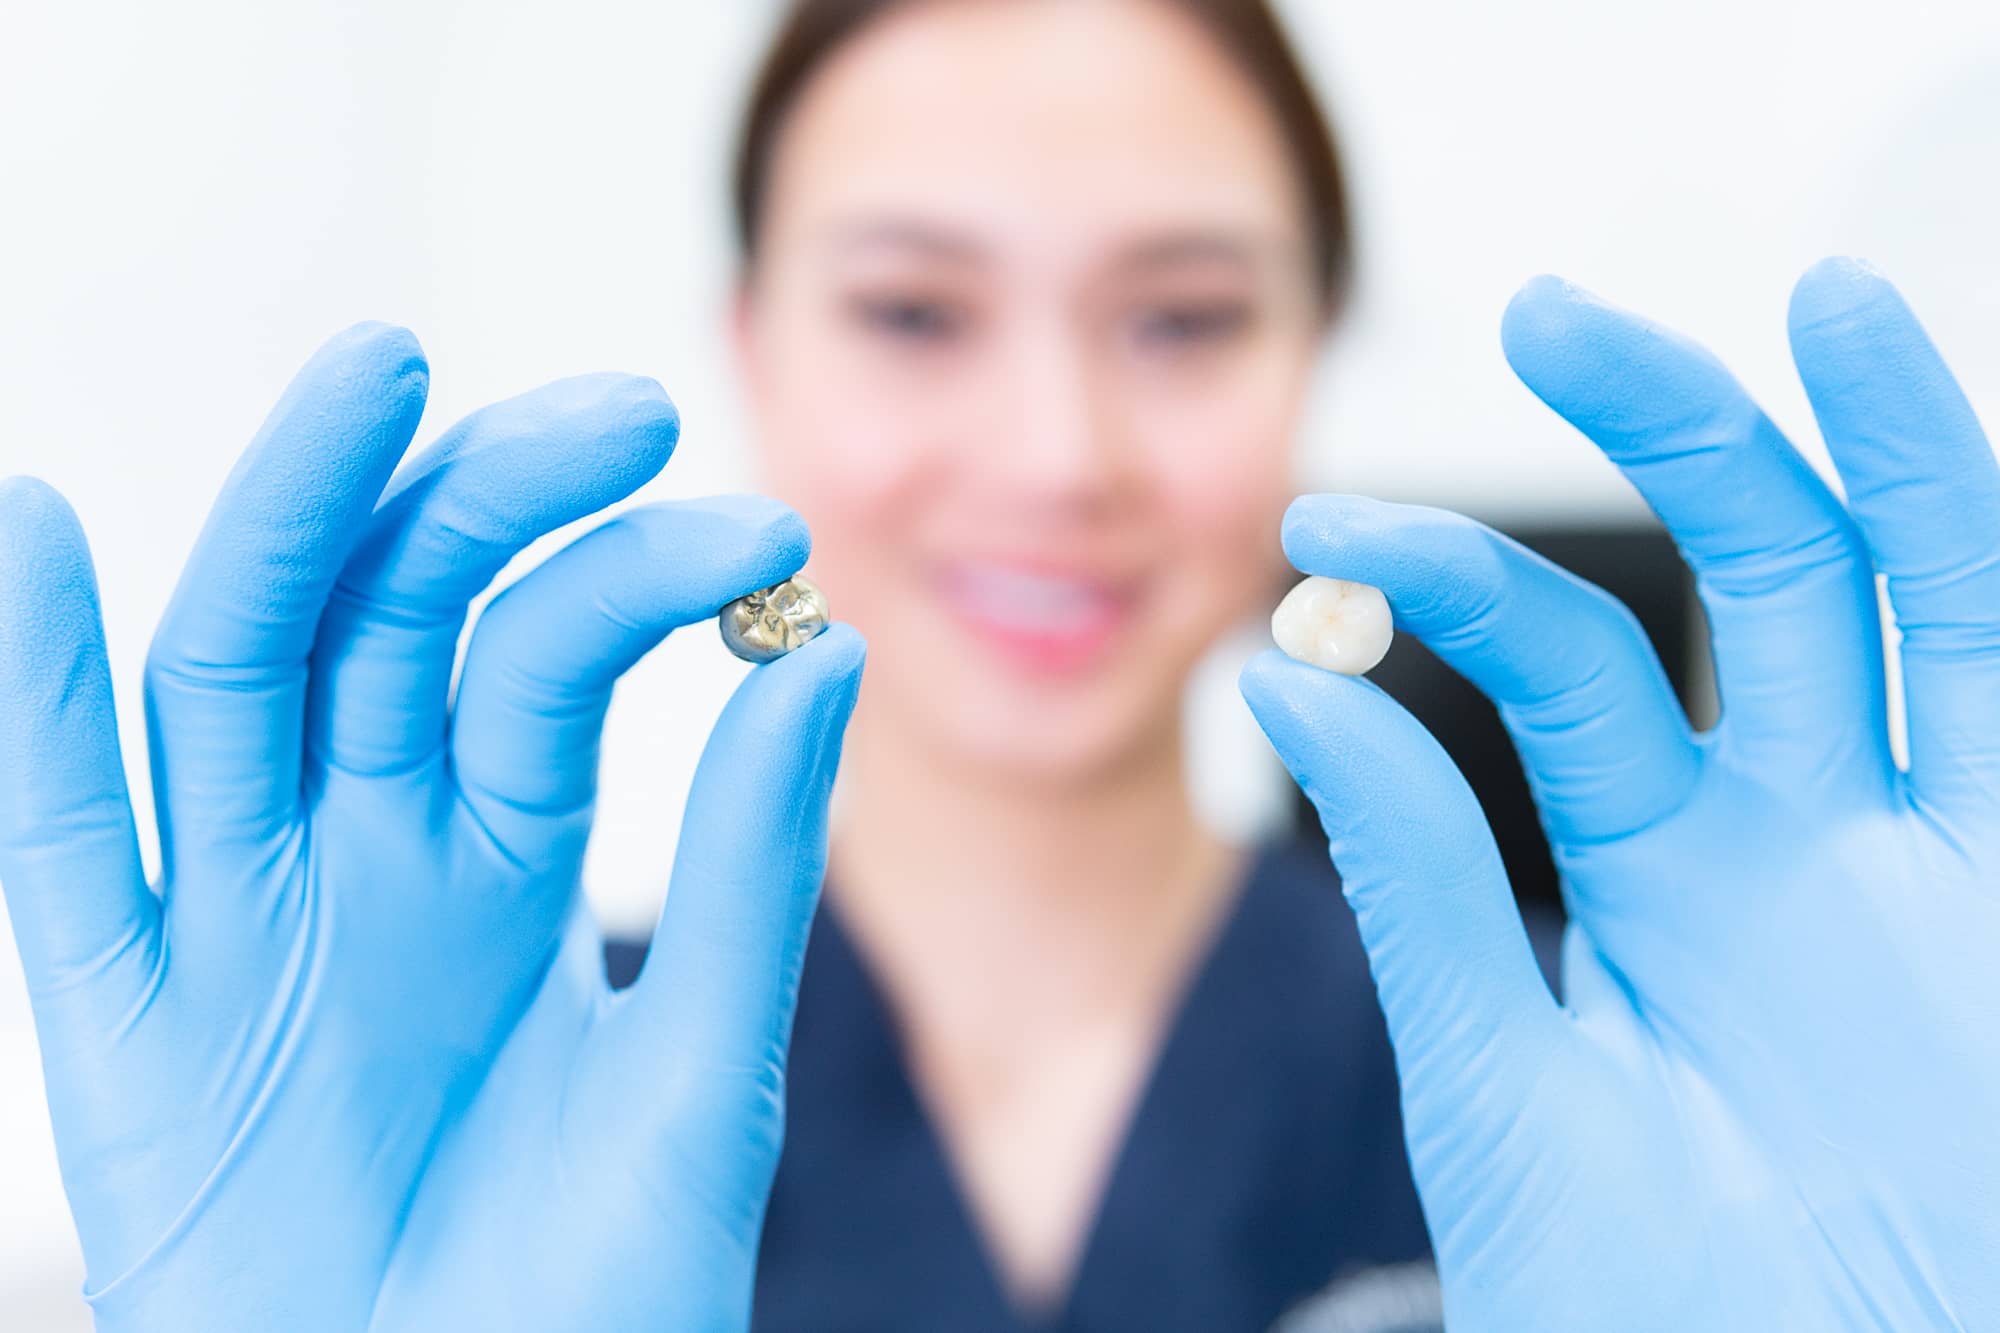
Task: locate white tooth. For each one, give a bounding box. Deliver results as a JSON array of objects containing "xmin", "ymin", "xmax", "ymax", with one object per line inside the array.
[
  {"xmin": 959, "ymin": 566, "xmax": 1102, "ymax": 630},
  {"xmin": 1271, "ymin": 575, "xmax": 1393, "ymax": 675}
]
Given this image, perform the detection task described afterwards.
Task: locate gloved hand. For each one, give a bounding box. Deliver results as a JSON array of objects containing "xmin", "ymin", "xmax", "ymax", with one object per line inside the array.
[
  {"xmin": 0, "ymin": 324, "xmax": 864, "ymax": 1332},
  {"xmin": 1242, "ymin": 259, "xmax": 2000, "ymax": 1331}
]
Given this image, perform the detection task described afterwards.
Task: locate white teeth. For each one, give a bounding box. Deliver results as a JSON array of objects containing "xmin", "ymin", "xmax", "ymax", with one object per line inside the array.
[
  {"xmin": 1271, "ymin": 576, "xmax": 1393, "ymax": 675},
  {"xmin": 951, "ymin": 565, "xmax": 1112, "ymax": 632}
]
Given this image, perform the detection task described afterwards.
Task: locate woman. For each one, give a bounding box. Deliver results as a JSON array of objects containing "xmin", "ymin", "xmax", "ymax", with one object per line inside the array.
[
  {"xmin": 3, "ymin": 1, "xmax": 1996, "ymax": 1331},
  {"xmin": 703, "ymin": 2, "xmax": 1466, "ymax": 1326}
]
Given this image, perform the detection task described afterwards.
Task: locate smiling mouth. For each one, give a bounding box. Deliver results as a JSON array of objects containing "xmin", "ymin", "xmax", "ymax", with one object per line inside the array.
[{"xmin": 934, "ymin": 560, "xmax": 1140, "ymax": 674}]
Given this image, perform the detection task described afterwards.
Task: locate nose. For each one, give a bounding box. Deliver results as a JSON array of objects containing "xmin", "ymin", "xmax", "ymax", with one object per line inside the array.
[{"xmin": 986, "ymin": 314, "xmax": 1132, "ymax": 503}]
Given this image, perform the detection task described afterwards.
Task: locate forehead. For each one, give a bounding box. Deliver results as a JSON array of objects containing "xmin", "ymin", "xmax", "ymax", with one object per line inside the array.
[{"xmin": 761, "ymin": 0, "xmax": 1308, "ymax": 262}]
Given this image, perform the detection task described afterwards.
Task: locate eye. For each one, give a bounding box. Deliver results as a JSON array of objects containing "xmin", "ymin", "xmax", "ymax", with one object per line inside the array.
[
  {"xmin": 1133, "ymin": 302, "xmax": 1252, "ymax": 349},
  {"xmin": 850, "ymin": 295, "xmax": 965, "ymax": 343}
]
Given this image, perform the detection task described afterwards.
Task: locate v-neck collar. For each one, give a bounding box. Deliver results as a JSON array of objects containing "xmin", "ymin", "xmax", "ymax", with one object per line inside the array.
[
  {"xmin": 751, "ymin": 836, "xmax": 1434, "ymax": 1333},
  {"xmin": 848, "ymin": 847, "xmax": 1266, "ymax": 1329}
]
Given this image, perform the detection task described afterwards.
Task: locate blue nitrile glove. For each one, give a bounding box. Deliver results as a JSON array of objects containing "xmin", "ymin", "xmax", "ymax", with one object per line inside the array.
[
  {"xmin": 1241, "ymin": 260, "xmax": 2000, "ymax": 1331},
  {"xmin": 0, "ymin": 323, "xmax": 864, "ymax": 1332}
]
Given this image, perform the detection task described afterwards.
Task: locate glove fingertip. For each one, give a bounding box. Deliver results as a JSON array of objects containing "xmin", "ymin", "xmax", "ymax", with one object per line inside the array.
[
  {"xmin": 751, "ymin": 504, "xmax": 815, "ymax": 582},
  {"xmin": 1279, "ymin": 492, "xmax": 1379, "ymax": 568},
  {"xmin": 810, "ymin": 618, "xmax": 868, "ymax": 674},
  {"xmin": 624, "ymin": 496, "xmax": 815, "ymax": 604},
  {"xmin": 752, "ymin": 621, "xmax": 867, "ymax": 723},
  {"xmin": 1499, "ymin": 273, "xmax": 1593, "ymax": 353},
  {"xmin": 776, "ymin": 614, "xmax": 865, "ymax": 663},
  {"xmin": 0, "ymin": 478, "xmax": 103, "ymax": 642},
  {"xmin": 0, "ymin": 475, "xmax": 85, "ymax": 556},
  {"xmin": 1499, "ymin": 275, "xmax": 1619, "ymax": 421},
  {"xmin": 1500, "ymin": 275, "xmax": 1744, "ymax": 452},
  {"xmin": 559, "ymin": 372, "xmax": 682, "ymax": 456},
  {"xmin": 1238, "ymin": 645, "xmax": 1299, "ymax": 715},
  {"xmin": 703, "ymin": 622, "xmax": 867, "ymax": 796},
  {"xmin": 1243, "ymin": 649, "xmax": 1493, "ymax": 839},
  {"xmin": 1787, "ymin": 256, "xmax": 1900, "ymax": 338},
  {"xmin": 319, "ymin": 320, "xmax": 430, "ymax": 397},
  {"xmin": 1239, "ymin": 648, "xmax": 1376, "ymax": 776}
]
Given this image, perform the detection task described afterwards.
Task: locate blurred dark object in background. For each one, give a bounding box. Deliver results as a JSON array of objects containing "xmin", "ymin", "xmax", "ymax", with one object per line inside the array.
[{"xmin": 1292, "ymin": 523, "xmax": 1706, "ymax": 915}]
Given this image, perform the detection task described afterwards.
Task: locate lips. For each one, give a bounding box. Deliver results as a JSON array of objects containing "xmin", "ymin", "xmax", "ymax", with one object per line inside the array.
[{"xmin": 934, "ymin": 560, "xmax": 1138, "ymax": 673}]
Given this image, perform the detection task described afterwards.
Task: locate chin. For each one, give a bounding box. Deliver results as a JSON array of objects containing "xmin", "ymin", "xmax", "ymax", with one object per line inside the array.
[
  {"xmin": 926, "ymin": 657, "xmax": 1184, "ymax": 784},
  {"xmin": 939, "ymin": 711, "xmax": 1150, "ymax": 785}
]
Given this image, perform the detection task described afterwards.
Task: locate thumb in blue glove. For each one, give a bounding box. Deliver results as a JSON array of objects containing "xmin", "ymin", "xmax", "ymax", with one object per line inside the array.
[
  {"xmin": 1243, "ymin": 260, "xmax": 2000, "ymax": 1331},
  {"xmin": 0, "ymin": 323, "xmax": 864, "ymax": 1331}
]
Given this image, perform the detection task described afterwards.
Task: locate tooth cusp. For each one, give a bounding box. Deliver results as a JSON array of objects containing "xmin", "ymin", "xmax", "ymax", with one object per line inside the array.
[
  {"xmin": 720, "ymin": 575, "xmax": 830, "ymax": 663},
  {"xmin": 1271, "ymin": 575, "xmax": 1392, "ymax": 675}
]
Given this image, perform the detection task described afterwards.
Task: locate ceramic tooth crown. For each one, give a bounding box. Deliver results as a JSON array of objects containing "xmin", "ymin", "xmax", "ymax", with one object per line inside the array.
[{"xmin": 1271, "ymin": 575, "xmax": 1393, "ymax": 675}]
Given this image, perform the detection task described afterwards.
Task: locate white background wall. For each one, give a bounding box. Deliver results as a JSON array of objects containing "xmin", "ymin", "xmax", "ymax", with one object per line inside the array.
[{"xmin": 2, "ymin": 0, "xmax": 1996, "ymax": 1322}]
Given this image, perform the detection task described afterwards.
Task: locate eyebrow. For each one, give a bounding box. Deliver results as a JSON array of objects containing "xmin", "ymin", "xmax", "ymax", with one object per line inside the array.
[
  {"xmin": 821, "ymin": 218, "xmax": 1296, "ymax": 276},
  {"xmin": 824, "ymin": 219, "xmax": 988, "ymax": 262},
  {"xmin": 1114, "ymin": 232, "xmax": 1271, "ymax": 273}
]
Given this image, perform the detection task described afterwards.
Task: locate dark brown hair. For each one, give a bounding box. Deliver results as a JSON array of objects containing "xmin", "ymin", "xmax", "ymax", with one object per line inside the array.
[{"xmin": 733, "ymin": 0, "xmax": 1355, "ymax": 318}]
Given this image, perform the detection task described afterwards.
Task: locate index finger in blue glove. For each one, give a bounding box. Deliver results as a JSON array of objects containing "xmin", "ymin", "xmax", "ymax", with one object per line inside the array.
[
  {"xmin": 0, "ymin": 478, "xmax": 155, "ymax": 1009},
  {"xmin": 144, "ymin": 322, "xmax": 427, "ymax": 863},
  {"xmin": 305, "ymin": 373, "xmax": 679, "ymax": 777},
  {"xmin": 1502, "ymin": 278, "xmax": 1894, "ymax": 784},
  {"xmin": 1281, "ymin": 493, "xmax": 1697, "ymax": 850},
  {"xmin": 447, "ymin": 496, "xmax": 816, "ymax": 874},
  {"xmin": 1787, "ymin": 258, "xmax": 2000, "ymax": 814},
  {"xmin": 1239, "ymin": 652, "xmax": 1564, "ymax": 1177}
]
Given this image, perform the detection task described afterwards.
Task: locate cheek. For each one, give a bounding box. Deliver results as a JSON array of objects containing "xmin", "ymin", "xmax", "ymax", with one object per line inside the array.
[
  {"xmin": 751, "ymin": 306, "xmax": 932, "ymax": 557},
  {"xmin": 762, "ymin": 422, "xmax": 913, "ymax": 539},
  {"xmin": 759, "ymin": 422, "xmax": 927, "ymax": 649},
  {"xmin": 750, "ymin": 375, "xmax": 949, "ymax": 679},
  {"xmin": 750, "ymin": 291, "xmax": 1019, "ymax": 620},
  {"xmin": 1134, "ymin": 381, "xmax": 1298, "ymax": 626},
  {"xmin": 1162, "ymin": 440, "xmax": 1289, "ymax": 550},
  {"xmin": 1154, "ymin": 471, "xmax": 1289, "ymax": 659}
]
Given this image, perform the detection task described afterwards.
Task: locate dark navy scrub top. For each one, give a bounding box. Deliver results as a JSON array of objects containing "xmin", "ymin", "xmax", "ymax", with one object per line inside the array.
[{"xmin": 609, "ymin": 837, "xmax": 1559, "ymax": 1333}]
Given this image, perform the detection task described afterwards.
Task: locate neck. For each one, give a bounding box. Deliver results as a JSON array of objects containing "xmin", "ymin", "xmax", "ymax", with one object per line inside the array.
[{"xmin": 828, "ymin": 709, "xmax": 1243, "ymax": 1031}]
